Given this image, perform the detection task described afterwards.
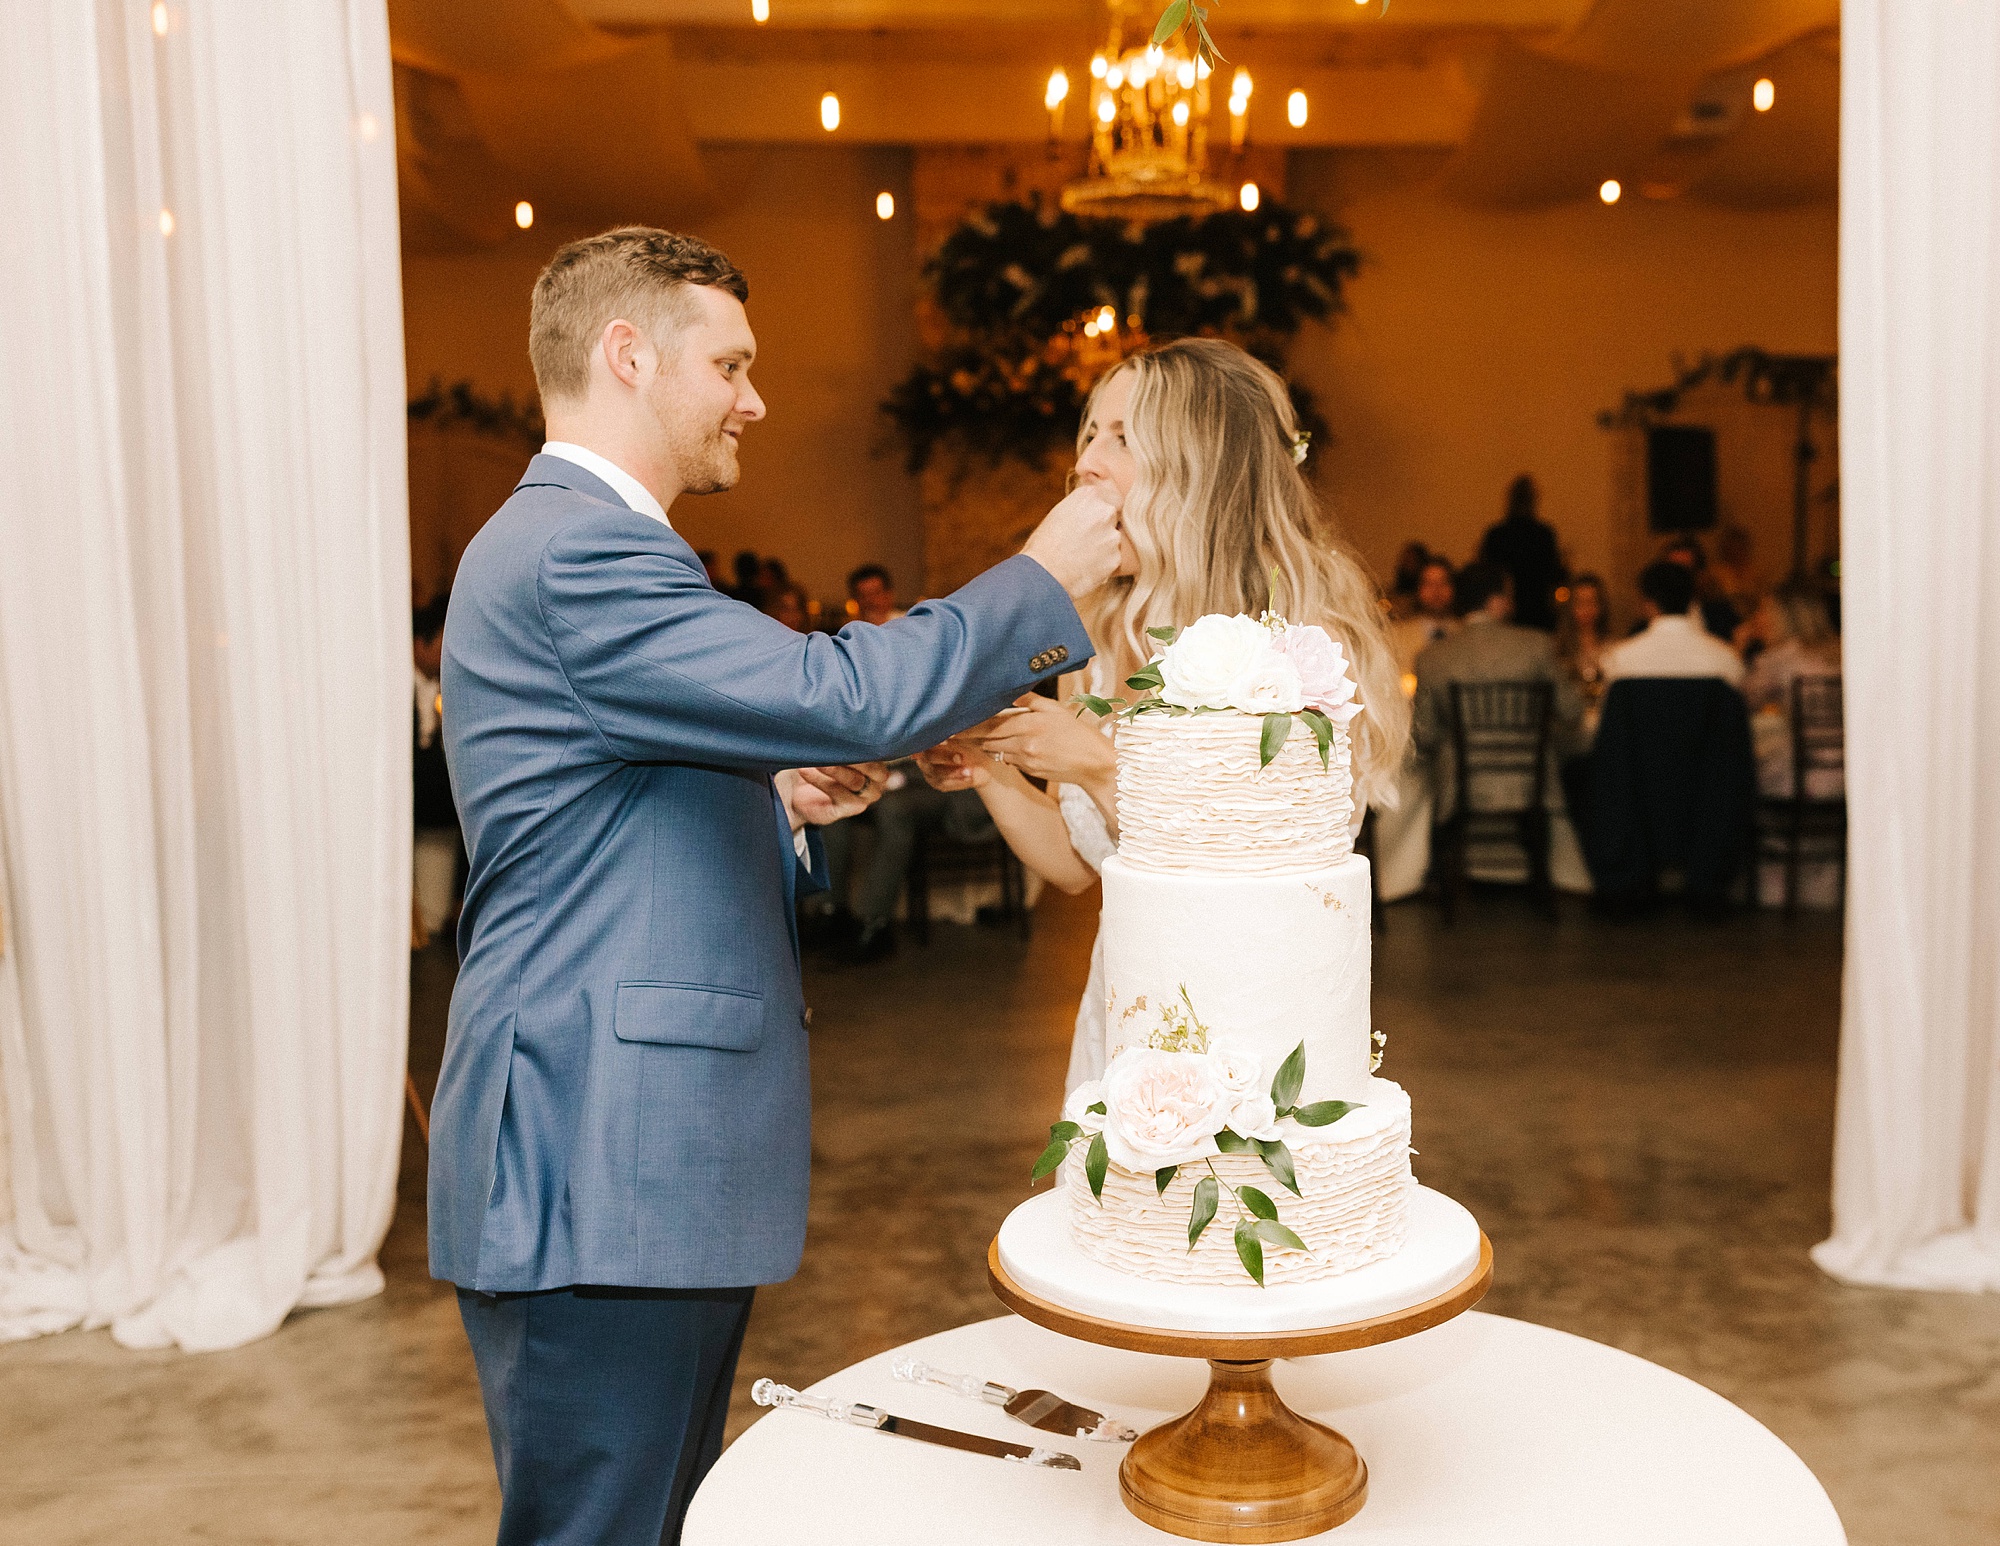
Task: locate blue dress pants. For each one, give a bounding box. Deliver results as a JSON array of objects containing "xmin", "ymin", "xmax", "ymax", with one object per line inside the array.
[{"xmin": 457, "ymin": 1284, "xmax": 756, "ymax": 1546}]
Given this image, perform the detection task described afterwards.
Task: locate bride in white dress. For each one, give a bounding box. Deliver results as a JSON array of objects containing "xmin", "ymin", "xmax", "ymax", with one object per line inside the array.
[{"xmin": 916, "ymin": 339, "xmax": 1408, "ymax": 1093}]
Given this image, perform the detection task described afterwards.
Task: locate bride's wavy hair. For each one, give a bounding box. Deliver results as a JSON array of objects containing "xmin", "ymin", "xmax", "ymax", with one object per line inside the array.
[{"xmin": 1077, "ymin": 338, "xmax": 1409, "ymax": 802}]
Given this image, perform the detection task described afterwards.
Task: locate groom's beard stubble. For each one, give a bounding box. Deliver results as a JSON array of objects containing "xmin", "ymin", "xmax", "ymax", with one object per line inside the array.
[{"xmin": 648, "ymin": 378, "xmax": 741, "ymax": 496}]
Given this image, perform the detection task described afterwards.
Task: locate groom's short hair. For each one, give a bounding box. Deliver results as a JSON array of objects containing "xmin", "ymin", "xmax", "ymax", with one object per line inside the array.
[{"xmin": 529, "ymin": 227, "xmax": 749, "ymax": 404}]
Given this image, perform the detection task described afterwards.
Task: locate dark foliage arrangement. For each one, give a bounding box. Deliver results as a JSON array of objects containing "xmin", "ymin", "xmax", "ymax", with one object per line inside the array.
[
  {"xmin": 884, "ymin": 196, "xmax": 1359, "ymax": 472},
  {"xmin": 407, "ymin": 379, "xmax": 545, "ymax": 445}
]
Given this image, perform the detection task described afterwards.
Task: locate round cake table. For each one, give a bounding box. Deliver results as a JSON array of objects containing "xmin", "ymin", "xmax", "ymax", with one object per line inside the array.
[{"xmin": 684, "ymin": 1311, "xmax": 1845, "ymax": 1544}]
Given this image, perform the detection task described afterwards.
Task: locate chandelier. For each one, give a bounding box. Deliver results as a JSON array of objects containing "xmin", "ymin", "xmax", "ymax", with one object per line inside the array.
[{"xmin": 1056, "ymin": 1, "xmax": 1235, "ymax": 225}]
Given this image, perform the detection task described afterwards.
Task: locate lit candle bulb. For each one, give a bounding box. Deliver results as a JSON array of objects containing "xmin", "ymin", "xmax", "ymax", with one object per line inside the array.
[
  {"xmin": 1287, "ymin": 89, "xmax": 1308, "ymax": 128},
  {"xmin": 820, "ymin": 92, "xmax": 840, "ymax": 131}
]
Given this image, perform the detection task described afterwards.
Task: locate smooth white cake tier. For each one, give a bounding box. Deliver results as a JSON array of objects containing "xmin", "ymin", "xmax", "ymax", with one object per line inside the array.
[
  {"xmin": 998, "ymin": 1184, "xmax": 1481, "ymax": 1334},
  {"xmin": 1102, "ymin": 853, "xmax": 1374, "ymax": 1104},
  {"xmin": 1062, "ymin": 1081, "xmax": 1413, "ymax": 1285},
  {"xmin": 1114, "ymin": 712, "xmax": 1353, "ymax": 875}
]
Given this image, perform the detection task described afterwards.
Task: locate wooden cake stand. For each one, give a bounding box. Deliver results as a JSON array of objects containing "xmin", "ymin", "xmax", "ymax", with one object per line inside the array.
[{"xmin": 987, "ymin": 1233, "xmax": 1493, "ymax": 1543}]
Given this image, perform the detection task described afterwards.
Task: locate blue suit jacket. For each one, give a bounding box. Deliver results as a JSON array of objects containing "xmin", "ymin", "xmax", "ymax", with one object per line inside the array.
[{"xmin": 429, "ymin": 455, "xmax": 1092, "ymax": 1292}]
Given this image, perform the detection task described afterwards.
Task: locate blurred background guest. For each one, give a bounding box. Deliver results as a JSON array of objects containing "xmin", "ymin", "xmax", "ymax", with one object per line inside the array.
[
  {"xmin": 847, "ymin": 563, "xmax": 905, "ymax": 625},
  {"xmin": 1711, "ymin": 524, "xmax": 1765, "ymax": 626},
  {"xmin": 1660, "ymin": 534, "xmax": 1742, "ymax": 642},
  {"xmin": 1390, "ymin": 554, "xmax": 1459, "ymax": 677},
  {"xmin": 1554, "ymin": 572, "xmax": 1613, "ymax": 838},
  {"xmin": 729, "ymin": 548, "xmax": 766, "ymax": 606},
  {"xmin": 1388, "ymin": 539, "xmax": 1435, "ymax": 618},
  {"xmin": 1478, "ymin": 474, "xmax": 1565, "ymax": 631},
  {"xmin": 695, "ymin": 548, "xmax": 728, "ymax": 592},
  {"xmin": 1742, "ymin": 582, "xmax": 1843, "ymax": 799},
  {"xmin": 761, "ymin": 581, "xmax": 812, "ymax": 633},
  {"xmin": 1603, "ymin": 560, "xmax": 1745, "ymax": 686},
  {"xmin": 1413, "ymin": 560, "xmax": 1579, "ymax": 819},
  {"xmin": 412, "ymin": 594, "xmax": 462, "ymax": 945}
]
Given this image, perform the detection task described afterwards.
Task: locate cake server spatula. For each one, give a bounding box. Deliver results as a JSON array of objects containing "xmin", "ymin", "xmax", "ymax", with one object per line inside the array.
[
  {"xmin": 751, "ymin": 1379, "xmax": 1081, "ymax": 1469},
  {"xmin": 892, "ymin": 1356, "xmax": 1139, "ymax": 1442}
]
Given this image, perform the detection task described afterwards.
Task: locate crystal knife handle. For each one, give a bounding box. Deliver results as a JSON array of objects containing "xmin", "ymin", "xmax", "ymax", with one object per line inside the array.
[
  {"xmin": 751, "ymin": 1379, "xmax": 885, "ymax": 1429},
  {"xmin": 891, "ymin": 1356, "xmax": 1016, "ymax": 1407}
]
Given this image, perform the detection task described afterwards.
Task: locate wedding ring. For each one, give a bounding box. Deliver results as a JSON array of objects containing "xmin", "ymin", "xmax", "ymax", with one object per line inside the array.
[{"xmin": 989, "ymin": 751, "xmax": 1004, "ymax": 764}]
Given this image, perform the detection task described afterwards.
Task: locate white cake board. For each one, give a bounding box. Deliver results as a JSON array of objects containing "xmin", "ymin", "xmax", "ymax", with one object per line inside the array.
[{"xmin": 995, "ymin": 1185, "xmax": 1483, "ymax": 1335}]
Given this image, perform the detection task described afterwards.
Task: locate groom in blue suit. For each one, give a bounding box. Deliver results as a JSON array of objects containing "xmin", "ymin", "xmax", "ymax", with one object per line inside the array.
[{"xmin": 430, "ymin": 227, "xmax": 1120, "ymax": 1546}]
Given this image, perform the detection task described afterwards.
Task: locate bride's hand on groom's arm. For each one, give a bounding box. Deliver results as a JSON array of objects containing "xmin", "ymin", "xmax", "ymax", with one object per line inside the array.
[
  {"xmin": 781, "ymin": 762, "xmax": 890, "ymax": 828},
  {"xmin": 914, "ymin": 740, "xmax": 990, "ymax": 793}
]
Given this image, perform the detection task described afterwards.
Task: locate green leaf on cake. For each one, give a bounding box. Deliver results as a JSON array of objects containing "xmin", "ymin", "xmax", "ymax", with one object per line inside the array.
[
  {"xmin": 1188, "ymin": 1176, "xmax": 1219, "ymax": 1248},
  {"xmin": 1151, "ymin": 0, "xmax": 1188, "ymax": 45},
  {"xmin": 1257, "ymin": 1139, "xmax": 1302, "ymax": 1196},
  {"xmin": 1259, "ymin": 713, "xmax": 1292, "ymax": 767},
  {"xmin": 1074, "ymin": 693, "xmax": 1120, "ymax": 718},
  {"xmin": 1085, "ymin": 1131, "xmax": 1110, "ymax": 1201},
  {"xmin": 1145, "ymin": 625, "xmax": 1180, "ymax": 642},
  {"xmin": 1155, "ymin": 1166, "xmax": 1178, "ymax": 1196},
  {"xmin": 1031, "ymin": 1121, "xmax": 1080, "ymax": 1180},
  {"xmin": 1253, "ymin": 1220, "xmax": 1309, "ymax": 1253},
  {"xmin": 1233, "ymin": 1217, "xmax": 1267, "ymax": 1285},
  {"xmin": 1212, "ymin": 1127, "xmax": 1252, "ymax": 1154},
  {"xmin": 1087, "ymin": 1102, "xmax": 1107, "ymax": 1116},
  {"xmin": 1238, "ymin": 1185, "xmax": 1278, "ymax": 1221},
  {"xmin": 1292, "ymin": 1100, "xmax": 1361, "ymax": 1128},
  {"xmin": 1269, "ymin": 1041, "xmax": 1306, "ymax": 1113},
  {"xmin": 1300, "ymin": 708, "xmax": 1334, "ymax": 770},
  {"xmin": 1126, "ymin": 662, "xmax": 1164, "ymax": 693}
]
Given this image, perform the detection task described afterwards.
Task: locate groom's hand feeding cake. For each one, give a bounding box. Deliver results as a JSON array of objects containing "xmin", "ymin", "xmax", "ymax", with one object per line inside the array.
[{"xmin": 1037, "ymin": 613, "xmax": 1414, "ymax": 1287}]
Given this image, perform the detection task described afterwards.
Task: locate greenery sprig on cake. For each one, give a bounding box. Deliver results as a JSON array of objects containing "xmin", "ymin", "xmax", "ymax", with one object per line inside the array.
[
  {"xmin": 1033, "ymin": 990, "xmax": 1363, "ymax": 1286},
  {"xmin": 1076, "ymin": 613, "xmax": 1363, "ymax": 769}
]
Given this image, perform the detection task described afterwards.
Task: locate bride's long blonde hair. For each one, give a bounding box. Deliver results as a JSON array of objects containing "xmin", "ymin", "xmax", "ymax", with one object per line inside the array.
[{"xmin": 1078, "ymin": 338, "xmax": 1409, "ymax": 802}]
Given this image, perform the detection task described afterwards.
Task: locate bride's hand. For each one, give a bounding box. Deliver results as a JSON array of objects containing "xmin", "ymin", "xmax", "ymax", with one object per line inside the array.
[
  {"xmin": 958, "ymin": 694, "xmax": 1116, "ymax": 788},
  {"xmin": 914, "ymin": 740, "xmax": 991, "ymax": 793}
]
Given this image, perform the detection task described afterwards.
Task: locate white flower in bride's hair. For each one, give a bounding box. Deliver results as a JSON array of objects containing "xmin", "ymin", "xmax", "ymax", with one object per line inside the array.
[
  {"xmin": 1228, "ymin": 649, "xmax": 1305, "ymax": 714},
  {"xmin": 1271, "ymin": 623, "xmax": 1362, "ymax": 724},
  {"xmin": 1064, "ymin": 1080, "xmax": 1109, "ymax": 1135},
  {"xmin": 1227, "ymin": 1092, "xmax": 1283, "ymax": 1143},
  {"xmin": 1100, "ymin": 1048, "xmax": 1230, "ymax": 1170},
  {"xmin": 1157, "ymin": 614, "xmax": 1272, "ymax": 710}
]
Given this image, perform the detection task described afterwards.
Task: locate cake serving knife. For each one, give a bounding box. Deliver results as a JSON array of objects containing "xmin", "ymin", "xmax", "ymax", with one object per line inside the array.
[
  {"xmin": 750, "ymin": 1380, "xmax": 1082, "ymax": 1470},
  {"xmin": 892, "ymin": 1357, "xmax": 1139, "ymax": 1443}
]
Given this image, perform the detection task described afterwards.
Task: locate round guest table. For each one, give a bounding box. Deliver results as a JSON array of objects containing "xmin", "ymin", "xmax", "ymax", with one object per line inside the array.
[{"xmin": 685, "ymin": 1310, "xmax": 1845, "ymax": 1545}]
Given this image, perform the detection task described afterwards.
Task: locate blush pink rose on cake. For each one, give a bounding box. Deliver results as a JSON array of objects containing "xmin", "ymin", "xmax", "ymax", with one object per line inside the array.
[{"xmin": 1271, "ymin": 623, "xmax": 1363, "ymax": 724}]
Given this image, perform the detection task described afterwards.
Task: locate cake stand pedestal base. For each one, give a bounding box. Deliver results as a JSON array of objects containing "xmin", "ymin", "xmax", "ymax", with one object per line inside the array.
[
  {"xmin": 1121, "ymin": 1358, "xmax": 1367, "ymax": 1543},
  {"xmin": 988, "ymin": 1231, "xmax": 1492, "ymax": 1543}
]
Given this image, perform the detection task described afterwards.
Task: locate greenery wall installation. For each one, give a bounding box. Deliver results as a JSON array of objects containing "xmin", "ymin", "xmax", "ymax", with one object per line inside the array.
[{"xmin": 884, "ymin": 197, "xmax": 1360, "ymax": 473}]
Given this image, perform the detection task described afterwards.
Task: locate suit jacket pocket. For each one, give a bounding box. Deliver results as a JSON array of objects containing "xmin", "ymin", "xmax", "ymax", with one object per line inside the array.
[{"xmin": 613, "ymin": 981, "xmax": 765, "ymax": 1052}]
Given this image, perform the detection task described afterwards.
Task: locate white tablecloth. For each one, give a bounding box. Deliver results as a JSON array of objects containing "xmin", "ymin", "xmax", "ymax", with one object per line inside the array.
[{"xmin": 689, "ymin": 1311, "xmax": 1844, "ymax": 1544}]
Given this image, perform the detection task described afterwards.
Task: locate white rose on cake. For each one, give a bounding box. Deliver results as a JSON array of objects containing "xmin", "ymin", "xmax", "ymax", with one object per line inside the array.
[
  {"xmin": 1100, "ymin": 1047, "xmax": 1232, "ymax": 1169},
  {"xmin": 1156, "ymin": 614, "xmax": 1273, "ymax": 710},
  {"xmin": 1063, "ymin": 1079, "xmax": 1108, "ymax": 1135},
  {"xmin": 1229, "ymin": 649, "xmax": 1305, "ymax": 714},
  {"xmin": 1208, "ymin": 1043, "xmax": 1263, "ymax": 1095},
  {"xmin": 1226, "ymin": 1091, "xmax": 1284, "ymax": 1142}
]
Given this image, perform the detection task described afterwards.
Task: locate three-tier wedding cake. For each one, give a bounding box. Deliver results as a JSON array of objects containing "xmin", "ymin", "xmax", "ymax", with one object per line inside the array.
[{"xmin": 1036, "ymin": 613, "xmax": 1415, "ymax": 1288}]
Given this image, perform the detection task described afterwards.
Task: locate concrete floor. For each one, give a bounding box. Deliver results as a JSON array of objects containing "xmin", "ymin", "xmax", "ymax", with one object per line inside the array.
[{"xmin": 5, "ymin": 889, "xmax": 1998, "ymax": 1545}]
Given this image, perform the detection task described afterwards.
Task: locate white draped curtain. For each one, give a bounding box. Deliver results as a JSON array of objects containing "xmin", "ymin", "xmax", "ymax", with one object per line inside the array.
[
  {"xmin": 0, "ymin": 2, "xmax": 409, "ymax": 1349},
  {"xmin": 1814, "ymin": 0, "xmax": 2000, "ymax": 1292}
]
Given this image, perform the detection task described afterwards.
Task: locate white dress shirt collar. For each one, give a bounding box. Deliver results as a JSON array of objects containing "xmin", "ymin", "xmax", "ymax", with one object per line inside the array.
[{"xmin": 541, "ymin": 441, "xmax": 671, "ymax": 529}]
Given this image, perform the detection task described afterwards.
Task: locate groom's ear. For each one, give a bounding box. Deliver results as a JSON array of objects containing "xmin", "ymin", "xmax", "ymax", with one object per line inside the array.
[{"xmin": 597, "ymin": 317, "xmax": 655, "ymax": 391}]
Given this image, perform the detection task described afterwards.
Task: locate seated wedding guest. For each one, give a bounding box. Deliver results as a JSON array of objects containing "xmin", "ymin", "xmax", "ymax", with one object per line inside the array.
[
  {"xmin": 759, "ymin": 554, "xmax": 792, "ymax": 599},
  {"xmin": 729, "ymin": 548, "xmax": 764, "ymax": 606},
  {"xmin": 1602, "ymin": 560, "xmax": 1746, "ymax": 687},
  {"xmin": 1389, "ymin": 555, "xmax": 1458, "ymax": 677},
  {"xmin": 1412, "ymin": 561, "xmax": 1579, "ymax": 817},
  {"xmin": 412, "ymin": 595, "xmax": 462, "ymax": 941},
  {"xmin": 1388, "ymin": 540, "xmax": 1434, "ymax": 618},
  {"xmin": 1660, "ymin": 535, "xmax": 1741, "ymax": 643},
  {"xmin": 1477, "ymin": 474, "xmax": 1565, "ymax": 631},
  {"xmin": 1711, "ymin": 524, "xmax": 1764, "ymax": 626},
  {"xmin": 760, "ymin": 581, "xmax": 811, "ymax": 633},
  {"xmin": 1553, "ymin": 572, "xmax": 1612, "ymax": 833},
  {"xmin": 1741, "ymin": 582, "xmax": 1843, "ymax": 799},
  {"xmin": 695, "ymin": 547, "xmax": 728, "ymax": 591},
  {"xmin": 847, "ymin": 562, "xmax": 905, "ymax": 625}
]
